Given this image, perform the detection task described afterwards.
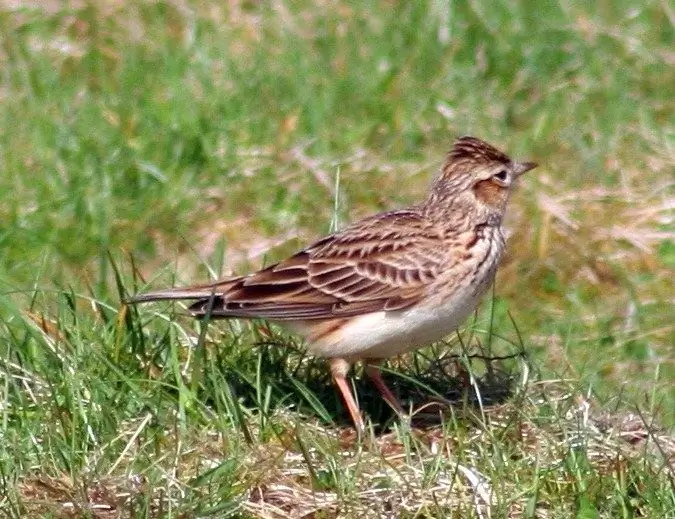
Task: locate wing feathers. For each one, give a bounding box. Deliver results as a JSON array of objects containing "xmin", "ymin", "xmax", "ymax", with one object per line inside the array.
[
  {"xmin": 130, "ymin": 210, "xmax": 453, "ymax": 320},
  {"xmin": 226, "ymin": 280, "xmax": 311, "ymax": 302},
  {"xmin": 310, "ymin": 266, "xmax": 356, "ymax": 288}
]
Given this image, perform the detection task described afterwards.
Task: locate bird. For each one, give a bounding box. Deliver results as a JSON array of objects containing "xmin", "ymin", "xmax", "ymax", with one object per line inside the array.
[{"xmin": 127, "ymin": 136, "xmax": 537, "ymax": 430}]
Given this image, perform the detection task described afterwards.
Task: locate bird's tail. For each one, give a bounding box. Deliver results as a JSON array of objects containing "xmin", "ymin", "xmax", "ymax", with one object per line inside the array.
[{"xmin": 125, "ymin": 279, "xmax": 238, "ymax": 305}]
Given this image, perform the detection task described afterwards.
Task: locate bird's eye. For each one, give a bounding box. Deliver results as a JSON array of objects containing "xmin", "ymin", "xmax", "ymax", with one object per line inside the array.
[{"xmin": 493, "ymin": 170, "xmax": 509, "ymax": 183}]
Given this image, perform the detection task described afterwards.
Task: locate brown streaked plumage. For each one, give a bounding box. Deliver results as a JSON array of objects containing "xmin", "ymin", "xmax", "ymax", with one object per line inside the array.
[{"xmin": 127, "ymin": 136, "xmax": 537, "ymax": 430}]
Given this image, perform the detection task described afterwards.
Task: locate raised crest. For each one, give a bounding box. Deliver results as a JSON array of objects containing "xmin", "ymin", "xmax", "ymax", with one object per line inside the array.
[{"xmin": 449, "ymin": 136, "xmax": 510, "ymax": 164}]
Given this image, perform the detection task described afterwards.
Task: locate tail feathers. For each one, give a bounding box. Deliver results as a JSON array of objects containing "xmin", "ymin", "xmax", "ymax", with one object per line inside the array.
[{"xmin": 125, "ymin": 281, "xmax": 235, "ymax": 305}]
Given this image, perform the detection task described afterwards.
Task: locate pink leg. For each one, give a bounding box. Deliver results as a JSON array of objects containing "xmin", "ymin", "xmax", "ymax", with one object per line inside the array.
[
  {"xmin": 365, "ymin": 361, "xmax": 405, "ymax": 415},
  {"xmin": 329, "ymin": 358, "xmax": 364, "ymax": 431}
]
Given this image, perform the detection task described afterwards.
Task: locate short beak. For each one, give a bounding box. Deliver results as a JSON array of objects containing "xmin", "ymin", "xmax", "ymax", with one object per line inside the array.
[{"xmin": 515, "ymin": 161, "xmax": 538, "ymax": 176}]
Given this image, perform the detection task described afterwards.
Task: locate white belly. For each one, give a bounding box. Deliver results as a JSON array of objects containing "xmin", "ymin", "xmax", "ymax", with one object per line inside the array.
[{"xmin": 299, "ymin": 286, "xmax": 486, "ymax": 360}]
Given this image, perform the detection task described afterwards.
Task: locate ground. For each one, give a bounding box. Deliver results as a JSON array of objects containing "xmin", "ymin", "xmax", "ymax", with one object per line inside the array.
[{"xmin": 0, "ymin": 1, "xmax": 673, "ymax": 517}]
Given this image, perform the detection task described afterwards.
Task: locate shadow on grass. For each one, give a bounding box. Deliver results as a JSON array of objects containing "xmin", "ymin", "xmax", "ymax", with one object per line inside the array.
[{"xmin": 211, "ymin": 335, "xmax": 520, "ymax": 434}]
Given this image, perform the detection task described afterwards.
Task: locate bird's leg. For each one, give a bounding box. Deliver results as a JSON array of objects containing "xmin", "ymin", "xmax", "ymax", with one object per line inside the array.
[
  {"xmin": 364, "ymin": 360, "xmax": 405, "ymax": 415},
  {"xmin": 329, "ymin": 358, "xmax": 364, "ymax": 431}
]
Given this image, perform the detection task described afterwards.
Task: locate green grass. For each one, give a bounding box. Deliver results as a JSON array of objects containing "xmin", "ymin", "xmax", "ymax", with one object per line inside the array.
[{"xmin": 1, "ymin": 1, "xmax": 673, "ymax": 517}]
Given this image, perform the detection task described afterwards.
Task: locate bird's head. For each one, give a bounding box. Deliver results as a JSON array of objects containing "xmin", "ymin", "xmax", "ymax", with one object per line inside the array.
[{"xmin": 425, "ymin": 136, "xmax": 537, "ymax": 226}]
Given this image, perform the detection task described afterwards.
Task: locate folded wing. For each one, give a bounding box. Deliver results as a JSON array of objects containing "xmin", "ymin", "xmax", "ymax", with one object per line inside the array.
[{"xmin": 129, "ymin": 210, "xmax": 448, "ymax": 320}]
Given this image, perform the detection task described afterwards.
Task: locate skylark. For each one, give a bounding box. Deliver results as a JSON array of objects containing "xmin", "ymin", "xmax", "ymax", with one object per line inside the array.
[{"xmin": 128, "ymin": 136, "xmax": 537, "ymax": 430}]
